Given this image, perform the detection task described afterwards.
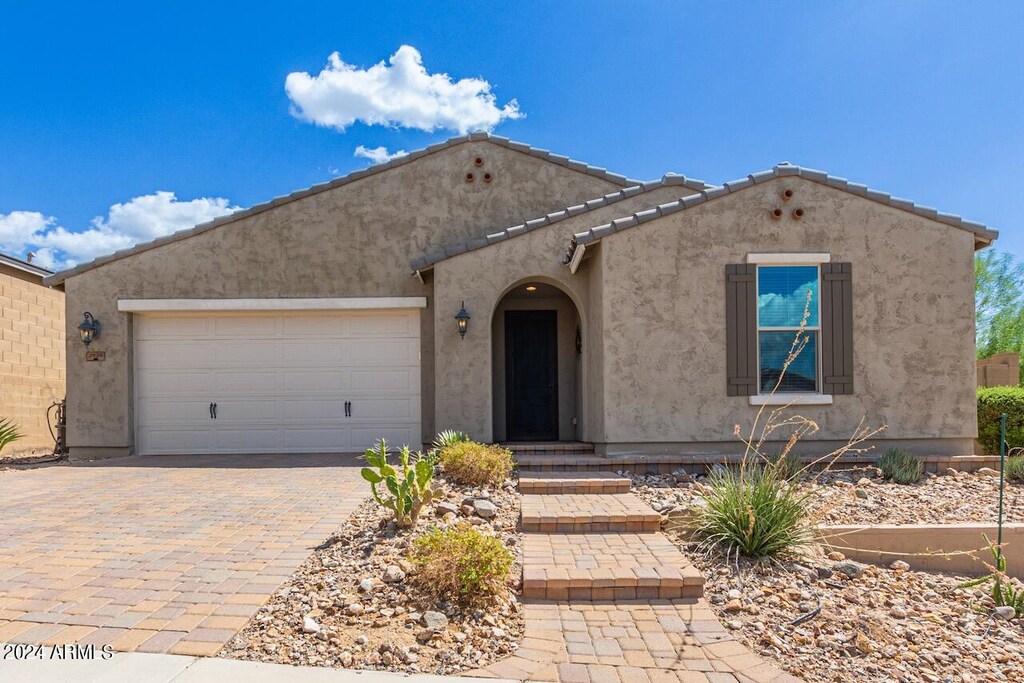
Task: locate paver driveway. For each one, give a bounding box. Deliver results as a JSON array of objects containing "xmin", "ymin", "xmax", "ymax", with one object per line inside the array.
[{"xmin": 0, "ymin": 454, "xmax": 364, "ymax": 655}]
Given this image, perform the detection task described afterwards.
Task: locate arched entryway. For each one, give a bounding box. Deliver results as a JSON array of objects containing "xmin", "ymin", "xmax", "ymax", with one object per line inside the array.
[{"xmin": 491, "ymin": 280, "xmax": 584, "ymax": 442}]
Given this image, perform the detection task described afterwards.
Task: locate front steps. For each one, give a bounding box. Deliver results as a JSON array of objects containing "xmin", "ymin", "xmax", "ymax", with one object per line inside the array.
[
  {"xmin": 518, "ymin": 471, "xmax": 631, "ymax": 495},
  {"xmin": 518, "ymin": 472, "xmax": 704, "ymax": 601}
]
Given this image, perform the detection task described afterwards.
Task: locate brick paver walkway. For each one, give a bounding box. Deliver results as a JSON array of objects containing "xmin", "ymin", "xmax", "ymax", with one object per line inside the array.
[
  {"xmin": 474, "ymin": 473, "xmax": 802, "ymax": 683},
  {"xmin": 0, "ymin": 454, "xmax": 363, "ymax": 656}
]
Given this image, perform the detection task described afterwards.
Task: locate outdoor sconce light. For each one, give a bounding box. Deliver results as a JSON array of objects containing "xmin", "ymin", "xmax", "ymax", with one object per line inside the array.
[
  {"xmin": 454, "ymin": 301, "xmax": 471, "ymax": 339},
  {"xmin": 78, "ymin": 312, "xmax": 100, "ymax": 346}
]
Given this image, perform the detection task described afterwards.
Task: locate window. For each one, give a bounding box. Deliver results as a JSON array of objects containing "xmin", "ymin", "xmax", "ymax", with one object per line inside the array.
[{"xmin": 756, "ymin": 265, "xmax": 819, "ymax": 393}]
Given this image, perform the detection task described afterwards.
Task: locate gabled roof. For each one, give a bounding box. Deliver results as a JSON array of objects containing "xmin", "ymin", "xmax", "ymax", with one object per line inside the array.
[
  {"xmin": 568, "ymin": 163, "xmax": 999, "ymax": 261},
  {"xmin": 409, "ymin": 173, "xmax": 711, "ymax": 272},
  {"xmin": 44, "ymin": 132, "xmax": 641, "ymax": 286},
  {"xmin": 1, "ymin": 251, "xmax": 52, "ymax": 279}
]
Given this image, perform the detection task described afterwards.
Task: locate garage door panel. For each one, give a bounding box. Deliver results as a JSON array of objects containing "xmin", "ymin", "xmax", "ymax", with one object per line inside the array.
[
  {"xmin": 347, "ymin": 313, "xmax": 418, "ymax": 336},
  {"xmin": 280, "ymin": 339, "xmax": 345, "ymax": 366},
  {"xmin": 283, "ymin": 399, "xmax": 346, "ymax": 421},
  {"xmin": 135, "ymin": 309, "xmax": 421, "ymax": 455},
  {"xmin": 137, "ymin": 371, "xmax": 214, "ymax": 398},
  {"xmin": 137, "ymin": 399, "xmax": 213, "ymax": 424},
  {"xmin": 137, "ymin": 316, "xmax": 212, "ymax": 340},
  {"xmin": 351, "ymin": 426, "xmax": 418, "ymax": 451},
  {"xmin": 350, "ymin": 368, "xmax": 418, "ymax": 392},
  {"xmin": 215, "ymin": 371, "xmax": 281, "ymax": 395},
  {"xmin": 137, "ymin": 340, "xmax": 214, "ymax": 370},
  {"xmin": 349, "ymin": 339, "xmax": 417, "ymax": 364},
  {"xmin": 283, "ymin": 370, "xmax": 347, "ymax": 393},
  {"xmin": 213, "ymin": 316, "xmax": 280, "ymax": 338},
  {"xmin": 283, "ymin": 428, "xmax": 350, "ymax": 452}
]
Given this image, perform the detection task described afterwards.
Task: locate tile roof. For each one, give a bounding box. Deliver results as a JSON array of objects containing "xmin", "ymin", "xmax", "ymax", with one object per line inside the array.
[
  {"xmin": 408, "ymin": 173, "xmax": 711, "ymax": 271},
  {"xmin": 43, "ymin": 132, "xmax": 642, "ymax": 286},
  {"xmin": 1, "ymin": 251, "xmax": 52, "ymax": 279},
  {"xmin": 568, "ymin": 163, "xmax": 999, "ymax": 257}
]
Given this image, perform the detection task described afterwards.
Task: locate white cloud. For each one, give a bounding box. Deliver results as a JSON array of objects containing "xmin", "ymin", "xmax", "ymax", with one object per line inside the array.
[
  {"xmin": 354, "ymin": 145, "xmax": 409, "ymax": 165},
  {"xmin": 285, "ymin": 45, "xmax": 523, "ymax": 134},
  {"xmin": 0, "ymin": 211, "xmax": 53, "ymax": 253},
  {"xmin": 1, "ymin": 192, "xmax": 239, "ymax": 270}
]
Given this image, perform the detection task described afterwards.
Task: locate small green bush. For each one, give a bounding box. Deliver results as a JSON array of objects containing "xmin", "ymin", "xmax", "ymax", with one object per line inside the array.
[
  {"xmin": 978, "ymin": 387, "xmax": 1024, "ymax": 455},
  {"xmin": 0, "ymin": 418, "xmax": 23, "ymax": 454},
  {"xmin": 410, "ymin": 523, "xmax": 513, "ymax": 604},
  {"xmin": 1006, "ymin": 455, "xmax": 1024, "ymax": 483},
  {"xmin": 438, "ymin": 441, "xmax": 514, "ymax": 487},
  {"xmin": 877, "ymin": 448, "xmax": 924, "ymax": 484},
  {"xmin": 694, "ymin": 462, "xmax": 812, "ymax": 559}
]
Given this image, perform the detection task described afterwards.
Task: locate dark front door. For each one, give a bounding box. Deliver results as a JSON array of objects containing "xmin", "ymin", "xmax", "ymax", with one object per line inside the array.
[{"xmin": 505, "ymin": 310, "xmax": 559, "ymax": 441}]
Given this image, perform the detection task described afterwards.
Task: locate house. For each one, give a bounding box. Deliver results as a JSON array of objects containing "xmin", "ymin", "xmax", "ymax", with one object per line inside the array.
[
  {"xmin": 43, "ymin": 133, "xmax": 997, "ymax": 460},
  {"xmin": 1, "ymin": 252, "xmax": 65, "ymax": 453}
]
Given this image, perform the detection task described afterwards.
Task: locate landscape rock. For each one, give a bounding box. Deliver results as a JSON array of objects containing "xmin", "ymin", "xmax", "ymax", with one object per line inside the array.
[
  {"xmin": 833, "ymin": 561, "xmax": 865, "ymax": 579},
  {"xmin": 473, "ymin": 499, "xmax": 497, "ymax": 518},
  {"xmin": 302, "ymin": 616, "xmax": 321, "ymax": 634},
  {"xmin": 421, "ymin": 610, "xmax": 449, "ymax": 632},
  {"xmin": 382, "ymin": 565, "xmax": 406, "ymax": 583}
]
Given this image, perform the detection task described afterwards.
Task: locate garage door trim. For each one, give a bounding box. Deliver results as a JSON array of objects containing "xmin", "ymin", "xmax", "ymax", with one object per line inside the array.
[{"xmin": 119, "ymin": 297, "xmax": 427, "ymax": 312}]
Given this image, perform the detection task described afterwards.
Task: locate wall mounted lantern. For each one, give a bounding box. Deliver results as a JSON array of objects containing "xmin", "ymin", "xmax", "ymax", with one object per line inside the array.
[
  {"xmin": 454, "ymin": 302, "xmax": 470, "ymax": 339},
  {"xmin": 78, "ymin": 312, "xmax": 100, "ymax": 346}
]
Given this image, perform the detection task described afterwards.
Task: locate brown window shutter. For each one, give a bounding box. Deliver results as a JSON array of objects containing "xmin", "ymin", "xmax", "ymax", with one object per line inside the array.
[
  {"xmin": 821, "ymin": 262, "xmax": 854, "ymax": 394},
  {"xmin": 725, "ymin": 264, "xmax": 758, "ymax": 396}
]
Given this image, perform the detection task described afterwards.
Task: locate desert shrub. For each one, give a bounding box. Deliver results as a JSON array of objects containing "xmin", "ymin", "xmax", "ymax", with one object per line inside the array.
[
  {"xmin": 361, "ymin": 440, "xmax": 435, "ymax": 528},
  {"xmin": 1006, "ymin": 455, "xmax": 1024, "ymax": 483},
  {"xmin": 432, "ymin": 429, "xmax": 470, "ymax": 452},
  {"xmin": 694, "ymin": 462, "xmax": 813, "ymax": 559},
  {"xmin": 768, "ymin": 452, "xmax": 804, "ymax": 481},
  {"xmin": 978, "ymin": 387, "xmax": 1024, "ymax": 455},
  {"xmin": 0, "ymin": 419, "xmax": 23, "ymax": 454},
  {"xmin": 959, "ymin": 535, "xmax": 1024, "ymax": 616},
  {"xmin": 438, "ymin": 441, "xmax": 513, "ymax": 487},
  {"xmin": 410, "ymin": 523, "xmax": 513, "ymax": 604},
  {"xmin": 877, "ymin": 448, "xmax": 924, "ymax": 484}
]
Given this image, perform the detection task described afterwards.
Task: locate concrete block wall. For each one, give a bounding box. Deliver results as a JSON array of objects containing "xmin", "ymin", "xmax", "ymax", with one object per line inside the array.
[
  {"xmin": 978, "ymin": 352, "xmax": 1021, "ymax": 387},
  {"xmin": 0, "ymin": 267, "xmax": 65, "ymax": 453}
]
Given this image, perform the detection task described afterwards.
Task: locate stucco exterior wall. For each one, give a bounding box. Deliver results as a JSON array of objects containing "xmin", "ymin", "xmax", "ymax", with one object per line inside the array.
[
  {"xmin": 433, "ymin": 185, "xmax": 697, "ymax": 441},
  {"xmin": 594, "ymin": 176, "xmax": 978, "ymax": 455},
  {"xmin": 0, "ymin": 265, "xmax": 65, "ymax": 453},
  {"xmin": 61, "ymin": 141, "xmax": 622, "ymax": 457}
]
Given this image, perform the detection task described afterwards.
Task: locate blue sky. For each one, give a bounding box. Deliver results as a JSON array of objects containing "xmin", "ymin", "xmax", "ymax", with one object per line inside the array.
[{"xmin": 1, "ymin": 1, "xmax": 1021, "ymax": 270}]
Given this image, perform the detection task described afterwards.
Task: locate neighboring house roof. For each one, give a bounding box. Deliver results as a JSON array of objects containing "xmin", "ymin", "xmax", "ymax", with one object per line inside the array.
[
  {"xmin": 43, "ymin": 132, "xmax": 643, "ymax": 286},
  {"xmin": 408, "ymin": 173, "xmax": 711, "ymax": 272},
  {"xmin": 0, "ymin": 251, "xmax": 53, "ymax": 280},
  {"xmin": 566, "ymin": 163, "xmax": 1000, "ymax": 263}
]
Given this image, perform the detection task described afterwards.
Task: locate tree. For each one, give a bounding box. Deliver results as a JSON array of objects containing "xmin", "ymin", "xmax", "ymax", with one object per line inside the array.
[{"xmin": 976, "ymin": 249, "xmax": 1024, "ymax": 384}]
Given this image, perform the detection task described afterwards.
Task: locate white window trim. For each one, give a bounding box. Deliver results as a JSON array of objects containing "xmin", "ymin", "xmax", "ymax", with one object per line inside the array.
[
  {"xmin": 118, "ymin": 297, "xmax": 427, "ymax": 312},
  {"xmin": 749, "ymin": 393, "xmax": 833, "ymax": 406},
  {"xmin": 747, "ymin": 253, "xmax": 830, "ymax": 265}
]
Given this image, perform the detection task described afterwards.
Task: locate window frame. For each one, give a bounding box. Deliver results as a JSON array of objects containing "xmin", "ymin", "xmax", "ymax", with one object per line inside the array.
[{"xmin": 749, "ymin": 254, "xmax": 832, "ymax": 403}]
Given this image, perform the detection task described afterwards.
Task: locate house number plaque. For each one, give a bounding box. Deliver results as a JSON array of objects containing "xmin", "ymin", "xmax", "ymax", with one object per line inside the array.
[{"xmin": 86, "ymin": 351, "xmax": 106, "ymax": 362}]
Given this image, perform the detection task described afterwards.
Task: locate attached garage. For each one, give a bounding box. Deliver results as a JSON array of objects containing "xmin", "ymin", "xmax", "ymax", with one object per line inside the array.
[{"xmin": 124, "ymin": 299, "xmax": 424, "ymax": 455}]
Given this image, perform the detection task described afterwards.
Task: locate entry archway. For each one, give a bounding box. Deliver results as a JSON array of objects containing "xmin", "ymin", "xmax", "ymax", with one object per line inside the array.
[{"xmin": 491, "ymin": 279, "xmax": 584, "ymax": 442}]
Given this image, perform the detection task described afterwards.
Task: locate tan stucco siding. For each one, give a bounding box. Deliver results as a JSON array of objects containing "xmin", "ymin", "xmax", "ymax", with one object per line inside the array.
[
  {"xmin": 596, "ymin": 176, "xmax": 977, "ymax": 450},
  {"xmin": 0, "ymin": 266, "xmax": 65, "ymax": 453},
  {"xmin": 61, "ymin": 142, "xmax": 622, "ymax": 456},
  {"xmin": 433, "ymin": 185, "xmax": 697, "ymax": 442}
]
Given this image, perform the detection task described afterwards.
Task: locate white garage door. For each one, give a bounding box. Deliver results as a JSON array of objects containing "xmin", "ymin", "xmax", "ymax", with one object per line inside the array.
[{"xmin": 134, "ymin": 310, "xmax": 421, "ymax": 455}]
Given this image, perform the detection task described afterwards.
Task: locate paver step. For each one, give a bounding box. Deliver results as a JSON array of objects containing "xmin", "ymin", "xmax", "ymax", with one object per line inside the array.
[
  {"xmin": 521, "ymin": 492, "xmax": 660, "ymax": 533},
  {"xmin": 518, "ymin": 471, "xmax": 631, "ymax": 494},
  {"xmin": 522, "ymin": 532, "xmax": 704, "ymax": 600}
]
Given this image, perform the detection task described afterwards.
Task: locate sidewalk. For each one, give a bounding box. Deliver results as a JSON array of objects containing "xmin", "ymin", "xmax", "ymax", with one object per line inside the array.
[{"xmin": 0, "ymin": 648, "xmax": 514, "ymax": 683}]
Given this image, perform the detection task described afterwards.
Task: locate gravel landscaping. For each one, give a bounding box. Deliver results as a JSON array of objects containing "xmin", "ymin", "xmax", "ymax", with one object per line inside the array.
[
  {"xmin": 631, "ymin": 468, "xmax": 1024, "ymax": 682},
  {"xmin": 221, "ymin": 476, "xmax": 523, "ymax": 675},
  {"xmin": 631, "ymin": 467, "xmax": 1024, "ymax": 525}
]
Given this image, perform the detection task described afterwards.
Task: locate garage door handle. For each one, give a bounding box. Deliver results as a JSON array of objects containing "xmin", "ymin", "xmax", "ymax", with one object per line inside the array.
[
  {"xmin": 344, "ymin": 401, "xmax": 351, "ymax": 418},
  {"xmin": 209, "ymin": 402, "xmax": 218, "ymax": 420}
]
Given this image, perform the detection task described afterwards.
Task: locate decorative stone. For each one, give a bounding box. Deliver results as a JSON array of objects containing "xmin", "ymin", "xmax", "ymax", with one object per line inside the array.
[
  {"xmin": 473, "ymin": 499, "xmax": 497, "ymax": 518},
  {"xmin": 994, "ymin": 606, "xmax": 1016, "ymax": 620},
  {"xmin": 421, "ymin": 610, "xmax": 449, "ymax": 632},
  {"xmin": 435, "ymin": 502, "xmax": 459, "ymax": 517},
  {"xmin": 302, "ymin": 615, "xmax": 321, "ymax": 634},
  {"xmin": 889, "ymin": 560, "xmax": 911, "ymax": 571},
  {"xmin": 834, "ymin": 561, "xmax": 865, "ymax": 579},
  {"xmin": 383, "ymin": 565, "xmax": 406, "ymax": 583},
  {"xmin": 359, "ymin": 578, "xmax": 374, "ymax": 592}
]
